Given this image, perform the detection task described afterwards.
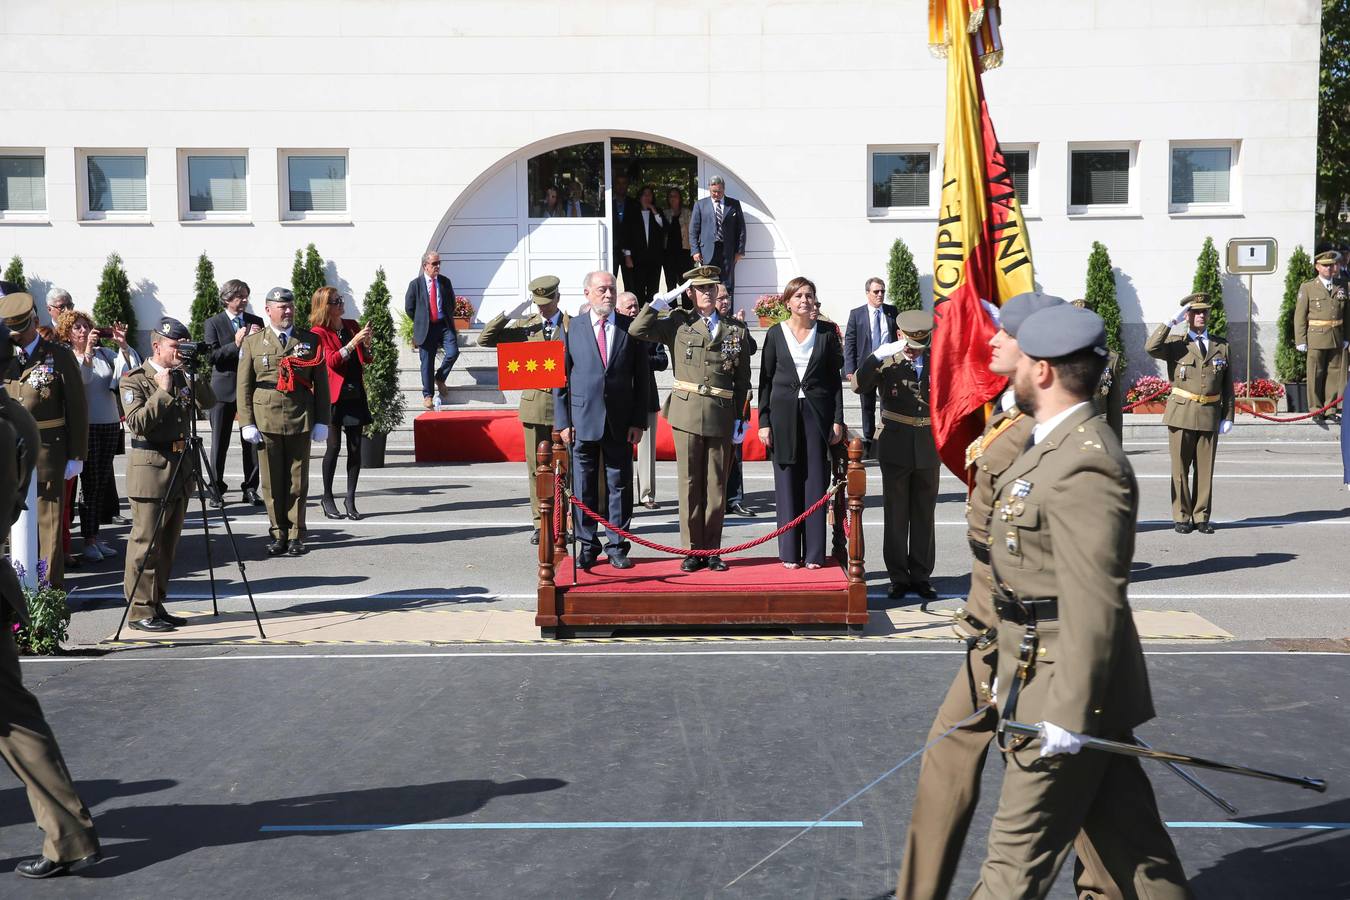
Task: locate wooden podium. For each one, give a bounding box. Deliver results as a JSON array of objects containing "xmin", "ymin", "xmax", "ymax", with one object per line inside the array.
[{"xmin": 534, "ymin": 435, "xmax": 869, "ymax": 638}]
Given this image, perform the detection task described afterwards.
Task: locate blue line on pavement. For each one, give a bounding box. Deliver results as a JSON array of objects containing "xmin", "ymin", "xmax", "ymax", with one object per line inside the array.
[
  {"xmin": 1167, "ymin": 822, "xmax": 1350, "ymax": 830},
  {"xmin": 261, "ymin": 820, "xmax": 864, "ymax": 833}
]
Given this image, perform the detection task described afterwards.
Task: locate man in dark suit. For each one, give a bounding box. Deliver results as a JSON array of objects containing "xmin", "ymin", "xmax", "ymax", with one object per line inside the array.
[
  {"xmin": 629, "ymin": 185, "xmax": 666, "ymax": 307},
  {"xmin": 689, "ymin": 176, "xmax": 747, "ymax": 299},
  {"xmin": 555, "ymin": 271, "xmax": 650, "ymax": 570},
  {"xmin": 204, "ymin": 279, "xmax": 265, "ymax": 506},
  {"xmin": 404, "ymin": 250, "xmax": 459, "ymax": 410},
  {"xmin": 844, "ymin": 277, "xmax": 898, "ymax": 456},
  {"xmin": 0, "ymin": 280, "xmax": 22, "ymax": 296},
  {"xmin": 611, "ymin": 173, "xmax": 641, "ymax": 280}
]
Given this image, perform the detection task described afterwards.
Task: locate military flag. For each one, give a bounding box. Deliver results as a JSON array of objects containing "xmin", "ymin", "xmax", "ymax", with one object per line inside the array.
[
  {"xmin": 928, "ymin": 0, "xmax": 1035, "ymax": 478},
  {"xmin": 496, "ymin": 340, "xmax": 566, "ymax": 391}
]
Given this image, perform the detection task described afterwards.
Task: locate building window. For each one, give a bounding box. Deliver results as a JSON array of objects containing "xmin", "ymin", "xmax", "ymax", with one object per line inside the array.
[
  {"xmin": 282, "ymin": 152, "xmax": 348, "ymax": 218},
  {"xmin": 187, "ymin": 154, "xmax": 247, "ymax": 213},
  {"xmin": 1170, "ymin": 144, "xmax": 1236, "ymax": 210},
  {"xmin": 1070, "ymin": 150, "xmax": 1129, "ymax": 207},
  {"xmin": 0, "ymin": 155, "xmax": 45, "ymax": 213},
  {"xmin": 87, "ymin": 153, "xmax": 147, "ymax": 213},
  {"xmin": 527, "ymin": 142, "xmax": 604, "ymax": 218},
  {"xmin": 872, "ymin": 150, "xmax": 931, "ymax": 209},
  {"xmin": 1003, "ymin": 149, "xmax": 1031, "ymax": 207}
]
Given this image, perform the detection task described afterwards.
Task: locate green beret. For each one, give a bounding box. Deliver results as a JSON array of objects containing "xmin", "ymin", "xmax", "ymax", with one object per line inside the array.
[
  {"xmin": 1018, "ymin": 304, "xmax": 1108, "ymax": 359},
  {"xmin": 0, "ymin": 292, "xmax": 36, "ymax": 330},
  {"xmin": 682, "ymin": 265, "xmax": 721, "ymax": 286},
  {"xmin": 897, "ymin": 309, "xmax": 934, "ymax": 349},
  {"xmin": 1001, "ymin": 291, "xmax": 1066, "ymax": 339},
  {"xmin": 529, "ymin": 275, "xmax": 560, "ymax": 303}
]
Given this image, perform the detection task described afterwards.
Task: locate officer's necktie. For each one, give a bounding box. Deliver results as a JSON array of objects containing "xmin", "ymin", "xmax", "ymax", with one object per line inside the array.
[
  {"xmin": 1197, "ymin": 337, "xmax": 1208, "ymax": 357},
  {"xmin": 872, "ymin": 308, "xmax": 882, "ymax": 350},
  {"xmin": 428, "ymin": 277, "xmax": 439, "ymax": 323},
  {"xmin": 714, "ymin": 200, "xmax": 724, "ymax": 241},
  {"xmin": 543, "ymin": 318, "xmax": 554, "ymax": 341}
]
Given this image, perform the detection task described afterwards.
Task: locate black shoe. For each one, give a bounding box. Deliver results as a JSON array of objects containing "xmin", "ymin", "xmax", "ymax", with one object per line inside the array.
[
  {"xmin": 727, "ymin": 502, "xmax": 756, "ymax": 517},
  {"xmin": 157, "ymin": 611, "xmax": 188, "ymax": 627},
  {"xmin": 680, "ymin": 556, "xmax": 706, "ymax": 573},
  {"xmin": 321, "ymin": 496, "xmax": 342, "ymax": 519},
  {"xmin": 129, "ymin": 617, "xmax": 175, "ymax": 633},
  {"xmin": 1174, "ymin": 522, "xmax": 1194, "ymax": 534},
  {"xmin": 706, "ymin": 556, "xmax": 729, "ymax": 572},
  {"xmin": 578, "ymin": 552, "xmax": 599, "ymax": 570},
  {"xmin": 288, "ymin": 540, "xmax": 307, "ymax": 556},
  {"xmin": 16, "ymin": 852, "xmax": 102, "ymax": 879},
  {"xmin": 608, "ymin": 550, "xmax": 634, "ymax": 570},
  {"xmin": 530, "ymin": 529, "xmax": 540, "ymax": 546},
  {"xmin": 344, "ymin": 498, "xmax": 362, "ymax": 521},
  {"xmin": 245, "ymin": 489, "xmax": 264, "ymax": 506},
  {"xmin": 887, "ymin": 582, "xmax": 911, "ymax": 599},
  {"xmin": 1196, "ymin": 522, "xmax": 1215, "ymax": 534},
  {"xmin": 913, "ymin": 581, "xmax": 938, "ymax": 601},
  {"xmin": 267, "ymin": 539, "xmax": 289, "ymax": 556}
]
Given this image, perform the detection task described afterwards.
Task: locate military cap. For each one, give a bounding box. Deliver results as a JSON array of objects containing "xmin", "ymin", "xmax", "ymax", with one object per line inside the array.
[
  {"xmin": 1018, "ymin": 304, "xmax": 1108, "ymax": 359},
  {"xmin": 682, "ymin": 265, "xmax": 721, "ymax": 286},
  {"xmin": 154, "ymin": 317, "xmax": 190, "ymax": 341},
  {"xmin": 1001, "ymin": 291, "xmax": 1066, "ymax": 339},
  {"xmin": 1179, "ymin": 292, "xmax": 1211, "ymax": 311},
  {"xmin": 1314, "ymin": 249, "xmax": 1341, "ymax": 266},
  {"xmin": 897, "ymin": 309, "xmax": 935, "ymax": 349},
  {"xmin": 0, "ymin": 292, "xmax": 36, "ymax": 330},
  {"xmin": 529, "ymin": 275, "xmax": 560, "ymax": 302},
  {"xmin": 265, "ymin": 286, "xmax": 295, "ymax": 304}
]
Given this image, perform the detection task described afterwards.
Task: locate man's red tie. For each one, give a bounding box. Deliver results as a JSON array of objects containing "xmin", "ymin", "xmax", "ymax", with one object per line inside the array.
[
  {"xmin": 429, "ymin": 278, "xmax": 439, "ymax": 322},
  {"xmin": 596, "ymin": 318, "xmax": 608, "ymax": 368}
]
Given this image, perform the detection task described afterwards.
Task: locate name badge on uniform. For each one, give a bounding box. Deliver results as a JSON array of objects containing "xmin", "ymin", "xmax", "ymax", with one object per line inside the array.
[
  {"xmin": 123, "ymin": 388, "xmax": 135, "ymax": 406},
  {"xmin": 262, "ymin": 354, "xmax": 269, "ymax": 368},
  {"xmin": 1011, "ymin": 479, "xmax": 1032, "ymax": 498}
]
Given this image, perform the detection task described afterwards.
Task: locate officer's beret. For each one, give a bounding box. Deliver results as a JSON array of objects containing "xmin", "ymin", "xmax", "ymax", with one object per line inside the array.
[
  {"xmin": 529, "ymin": 275, "xmax": 560, "ymax": 302},
  {"xmin": 155, "ymin": 317, "xmax": 190, "ymax": 340},
  {"xmin": 0, "ymin": 292, "xmax": 36, "ymax": 330},
  {"xmin": 1018, "ymin": 304, "xmax": 1108, "ymax": 359},
  {"xmin": 682, "ymin": 265, "xmax": 721, "ymax": 286},
  {"xmin": 265, "ymin": 286, "xmax": 295, "ymax": 303},
  {"xmin": 897, "ymin": 309, "xmax": 934, "ymax": 349},
  {"xmin": 1314, "ymin": 250, "xmax": 1341, "ymax": 266},
  {"xmin": 1001, "ymin": 291, "xmax": 1066, "ymax": 339},
  {"xmin": 1179, "ymin": 292, "xmax": 1211, "ymax": 311}
]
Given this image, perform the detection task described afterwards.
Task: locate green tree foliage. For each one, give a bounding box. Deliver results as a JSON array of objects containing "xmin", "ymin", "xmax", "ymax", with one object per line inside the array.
[
  {"xmin": 360, "ymin": 267, "xmax": 405, "ymax": 437},
  {"xmin": 92, "ymin": 252, "xmax": 136, "ymax": 346},
  {"xmin": 290, "ymin": 243, "xmax": 327, "ymax": 324},
  {"xmin": 886, "ymin": 238, "xmax": 922, "ymax": 313},
  {"xmin": 1318, "ymin": 0, "xmax": 1350, "ymax": 243},
  {"xmin": 1276, "ymin": 245, "xmax": 1315, "ymax": 382},
  {"xmin": 3, "ymin": 255, "xmax": 23, "ymax": 287},
  {"xmin": 1191, "ymin": 236, "xmax": 1226, "ymax": 338},
  {"xmin": 1083, "ymin": 241, "xmax": 1125, "ymax": 370},
  {"xmin": 188, "ymin": 251, "xmax": 218, "ymax": 342}
]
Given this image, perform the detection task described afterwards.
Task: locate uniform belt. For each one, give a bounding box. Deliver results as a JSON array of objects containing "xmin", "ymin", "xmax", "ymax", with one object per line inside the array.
[
  {"xmin": 968, "ymin": 536, "xmax": 991, "ymax": 564},
  {"xmin": 34, "ymin": 416, "xmax": 65, "ymax": 431},
  {"xmin": 881, "ymin": 410, "xmax": 931, "ymax": 427},
  {"xmin": 993, "ymin": 596, "xmax": 1058, "ymax": 625},
  {"xmin": 254, "ymin": 381, "xmax": 278, "ymax": 390},
  {"xmin": 1171, "ymin": 387, "xmax": 1220, "ymax": 405},
  {"xmin": 131, "ymin": 438, "xmax": 187, "ymax": 454},
  {"xmin": 672, "ymin": 379, "xmax": 734, "ymax": 399},
  {"xmin": 1308, "ymin": 318, "xmax": 1342, "ymax": 327}
]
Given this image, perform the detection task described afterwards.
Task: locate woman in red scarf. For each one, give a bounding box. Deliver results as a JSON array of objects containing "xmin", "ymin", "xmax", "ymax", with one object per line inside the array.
[{"xmin": 309, "ymin": 287, "xmax": 373, "ymax": 520}]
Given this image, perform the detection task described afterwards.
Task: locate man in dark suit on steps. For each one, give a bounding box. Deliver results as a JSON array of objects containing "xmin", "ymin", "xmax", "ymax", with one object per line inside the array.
[
  {"xmin": 555, "ymin": 271, "xmax": 650, "ymax": 570},
  {"xmin": 843, "ymin": 277, "xmax": 897, "ymax": 456},
  {"xmin": 689, "ymin": 176, "xmax": 746, "ymax": 300},
  {"xmin": 204, "ymin": 279, "xmax": 265, "ymax": 506},
  {"xmin": 404, "ymin": 250, "xmax": 459, "ymax": 410}
]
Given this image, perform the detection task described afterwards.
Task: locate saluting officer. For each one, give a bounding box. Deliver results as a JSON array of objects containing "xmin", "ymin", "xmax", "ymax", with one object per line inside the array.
[
  {"xmin": 237, "ymin": 287, "xmax": 331, "ymax": 557},
  {"xmin": 120, "ymin": 318, "xmax": 216, "ymax": 633},
  {"xmin": 478, "ymin": 275, "xmax": 570, "ymax": 545},
  {"xmin": 0, "ymin": 322, "xmax": 102, "ymax": 880},
  {"xmin": 0, "ymin": 293, "xmax": 88, "ymax": 588},
  {"xmin": 1295, "ymin": 249, "xmax": 1347, "ymax": 423},
  {"xmin": 854, "ymin": 309, "xmax": 940, "ymax": 602},
  {"xmin": 969, "ymin": 303, "xmax": 1189, "ymax": 899},
  {"xmin": 630, "ymin": 265, "xmax": 752, "ymax": 572},
  {"xmin": 1145, "ymin": 292, "xmax": 1235, "ymax": 534}
]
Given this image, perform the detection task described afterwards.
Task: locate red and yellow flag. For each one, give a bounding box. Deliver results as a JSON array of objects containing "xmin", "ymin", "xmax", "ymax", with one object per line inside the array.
[
  {"xmin": 496, "ymin": 340, "xmax": 566, "ymax": 391},
  {"xmin": 928, "ymin": 0, "xmax": 1034, "ymax": 480}
]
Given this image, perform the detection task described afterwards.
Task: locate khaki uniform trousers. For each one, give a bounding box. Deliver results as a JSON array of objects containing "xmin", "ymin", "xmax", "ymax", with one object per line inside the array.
[
  {"xmin": 523, "ymin": 422, "xmax": 553, "ymax": 532},
  {"xmin": 1167, "ymin": 427, "xmax": 1217, "ymax": 525},
  {"xmin": 635, "ymin": 411, "xmax": 658, "ymax": 503},
  {"xmin": 0, "ymin": 628, "xmax": 99, "ymax": 863},
  {"xmin": 879, "ymin": 461, "xmax": 940, "ymax": 585},
  {"xmin": 1307, "ymin": 345, "xmax": 1346, "ymax": 413},
  {"xmin": 124, "ymin": 490, "xmax": 189, "ymax": 621},
  {"xmin": 673, "ymin": 429, "xmax": 730, "ymax": 550},
  {"xmin": 36, "ymin": 473, "xmax": 65, "ymax": 587},
  {"xmin": 260, "ymin": 432, "xmax": 311, "ymax": 541}
]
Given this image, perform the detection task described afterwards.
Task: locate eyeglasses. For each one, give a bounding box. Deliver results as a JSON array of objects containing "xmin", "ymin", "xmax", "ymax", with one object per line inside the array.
[
  {"xmin": 426, "ymin": 261, "xmax": 442, "ymax": 268},
  {"xmin": 328, "ymin": 299, "xmax": 345, "ymax": 306},
  {"xmin": 868, "ymin": 289, "xmax": 884, "ymax": 295}
]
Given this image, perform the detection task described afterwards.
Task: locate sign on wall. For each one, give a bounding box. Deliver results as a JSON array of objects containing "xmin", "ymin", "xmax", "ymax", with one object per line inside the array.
[{"xmin": 1225, "ymin": 237, "xmax": 1278, "ymax": 275}]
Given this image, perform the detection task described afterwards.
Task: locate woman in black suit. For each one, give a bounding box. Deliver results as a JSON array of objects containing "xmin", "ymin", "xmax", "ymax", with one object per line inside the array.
[{"xmin": 758, "ymin": 276, "xmax": 845, "ymax": 569}]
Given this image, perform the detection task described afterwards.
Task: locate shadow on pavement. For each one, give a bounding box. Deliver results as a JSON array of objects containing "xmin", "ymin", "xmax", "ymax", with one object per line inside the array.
[{"xmin": 1130, "ymin": 553, "xmax": 1296, "ymax": 583}]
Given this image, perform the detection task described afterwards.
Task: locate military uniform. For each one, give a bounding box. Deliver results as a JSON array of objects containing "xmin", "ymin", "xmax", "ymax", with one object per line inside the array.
[
  {"xmin": 853, "ymin": 310, "xmax": 940, "ymax": 598},
  {"xmin": 1294, "ymin": 250, "xmax": 1347, "ymax": 419},
  {"xmin": 237, "ymin": 288, "xmax": 331, "ymax": 552},
  {"xmin": 478, "ymin": 275, "xmax": 570, "ymax": 541},
  {"xmin": 970, "ymin": 304, "xmax": 1189, "ymax": 900},
  {"xmin": 0, "ymin": 294, "xmax": 88, "ymax": 588},
  {"xmin": 1144, "ymin": 293, "xmax": 1234, "ymax": 532},
  {"xmin": 629, "ymin": 266, "xmax": 752, "ymax": 563},
  {"xmin": 121, "ymin": 320, "xmax": 216, "ymax": 626}
]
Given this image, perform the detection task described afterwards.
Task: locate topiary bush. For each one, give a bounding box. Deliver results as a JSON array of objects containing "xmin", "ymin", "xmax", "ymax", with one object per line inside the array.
[
  {"xmin": 3, "ymin": 255, "xmax": 24, "ymax": 287},
  {"xmin": 360, "ymin": 267, "xmax": 405, "ymax": 437},
  {"xmin": 1084, "ymin": 241, "xmax": 1125, "ymax": 371},
  {"xmin": 290, "ymin": 243, "xmax": 326, "ymax": 325},
  {"xmin": 1191, "ymin": 236, "xmax": 1226, "ymax": 338},
  {"xmin": 1276, "ymin": 245, "xmax": 1315, "ymax": 383},
  {"xmin": 188, "ymin": 251, "xmax": 218, "ymax": 342},
  {"xmin": 92, "ymin": 252, "xmax": 137, "ymax": 348},
  {"xmin": 886, "ymin": 238, "xmax": 922, "ymax": 313}
]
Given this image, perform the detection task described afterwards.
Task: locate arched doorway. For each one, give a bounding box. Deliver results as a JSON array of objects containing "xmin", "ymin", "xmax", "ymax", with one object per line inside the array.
[{"xmin": 429, "ymin": 131, "xmax": 797, "ymax": 321}]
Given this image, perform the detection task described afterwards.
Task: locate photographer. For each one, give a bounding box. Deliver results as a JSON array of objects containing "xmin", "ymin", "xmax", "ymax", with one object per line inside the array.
[{"xmin": 120, "ymin": 318, "xmax": 214, "ymax": 633}]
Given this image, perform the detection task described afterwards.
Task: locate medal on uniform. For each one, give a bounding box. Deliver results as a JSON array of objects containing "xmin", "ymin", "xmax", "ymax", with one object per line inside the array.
[
  {"xmin": 1011, "ymin": 479, "xmax": 1032, "ymax": 498},
  {"xmin": 262, "ymin": 354, "xmax": 269, "ymax": 368}
]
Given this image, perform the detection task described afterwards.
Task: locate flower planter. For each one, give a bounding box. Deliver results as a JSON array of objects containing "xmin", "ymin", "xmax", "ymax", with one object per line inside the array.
[
  {"xmin": 757, "ymin": 315, "xmax": 778, "ymax": 327},
  {"xmin": 1236, "ymin": 397, "xmax": 1278, "ymax": 415},
  {"xmin": 1129, "ymin": 401, "xmax": 1167, "ymax": 414},
  {"xmin": 453, "ymin": 317, "xmax": 472, "ymax": 332},
  {"xmin": 360, "ymin": 432, "xmax": 388, "ymax": 469},
  {"xmin": 1283, "ymin": 381, "xmax": 1308, "ymax": 412}
]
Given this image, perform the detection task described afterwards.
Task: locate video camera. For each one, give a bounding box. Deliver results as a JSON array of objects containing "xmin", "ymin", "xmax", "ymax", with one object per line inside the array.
[{"xmin": 176, "ymin": 340, "xmax": 203, "ymax": 361}]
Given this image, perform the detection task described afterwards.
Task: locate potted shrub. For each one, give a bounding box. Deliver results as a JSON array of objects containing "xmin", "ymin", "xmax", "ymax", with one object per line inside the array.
[
  {"xmin": 1276, "ymin": 245, "xmax": 1314, "ymax": 411},
  {"xmin": 453, "ymin": 295, "xmax": 475, "ymax": 331},
  {"xmin": 12, "ymin": 560, "xmax": 70, "ymax": 656},
  {"xmin": 359, "ymin": 267, "xmax": 406, "ymax": 468},
  {"xmin": 754, "ymin": 293, "xmax": 786, "ymax": 326},
  {"xmin": 1125, "ymin": 375, "xmax": 1171, "ymax": 414},
  {"xmin": 1234, "ymin": 379, "xmax": 1284, "ymax": 415}
]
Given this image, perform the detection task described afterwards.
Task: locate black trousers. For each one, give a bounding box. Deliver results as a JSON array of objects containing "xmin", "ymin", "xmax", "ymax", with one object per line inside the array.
[
  {"xmin": 631, "ymin": 260, "xmax": 661, "ymax": 306},
  {"xmin": 662, "ymin": 250, "xmax": 694, "ymax": 294},
  {"xmin": 708, "ymin": 241, "xmax": 736, "ymax": 299},
  {"xmin": 859, "ymin": 388, "xmax": 878, "ymax": 443},
  {"xmin": 572, "ymin": 434, "xmax": 634, "ymax": 555},
  {"xmin": 772, "ymin": 400, "xmax": 830, "ymax": 566},
  {"xmin": 208, "ymin": 400, "xmax": 258, "ymax": 494},
  {"xmin": 323, "ymin": 424, "xmax": 363, "ymax": 502}
]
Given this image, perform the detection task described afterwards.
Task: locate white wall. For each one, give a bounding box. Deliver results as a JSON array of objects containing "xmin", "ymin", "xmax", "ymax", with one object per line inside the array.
[{"xmin": 0, "ymin": 0, "xmax": 1320, "ymax": 376}]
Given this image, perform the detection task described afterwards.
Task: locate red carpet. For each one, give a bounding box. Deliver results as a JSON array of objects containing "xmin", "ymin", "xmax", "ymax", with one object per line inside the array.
[
  {"xmin": 554, "ymin": 556, "xmax": 845, "ymax": 594},
  {"xmin": 414, "ymin": 410, "xmax": 768, "ymax": 463}
]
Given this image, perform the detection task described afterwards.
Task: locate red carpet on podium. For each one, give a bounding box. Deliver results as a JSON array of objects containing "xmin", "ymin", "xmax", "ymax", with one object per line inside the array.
[{"xmin": 554, "ymin": 556, "xmax": 846, "ymax": 594}]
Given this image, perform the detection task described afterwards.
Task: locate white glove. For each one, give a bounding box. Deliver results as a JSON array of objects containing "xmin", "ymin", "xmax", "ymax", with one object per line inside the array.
[
  {"xmin": 1219, "ymin": 419, "xmax": 1232, "ymax": 435},
  {"xmin": 873, "ymin": 339, "xmax": 908, "ymax": 360},
  {"xmin": 1343, "ymin": 341, "xmax": 1348, "ymax": 349},
  {"xmin": 732, "ymin": 419, "xmax": 749, "ymax": 445},
  {"xmin": 1038, "ymin": 721, "xmax": 1085, "ymax": 758},
  {"xmin": 312, "ymin": 424, "xmax": 329, "ymax": 443},
  {"xmin": 1296, "ymin": 343, "xmax": 1307, "ymax": 352},
  {"xmin": 980, "ymin": 298, "xmax": 1001, "ymax": 325},
  {"xmin": 1169, "ymin": 311, "xmax": 1188, "ymax": 328},
  {"xmin": 988, "ymin": 676, "xmax": 999, "ymax": 707},
  {"xmin": 64, "ymin": 459, "xmax": 83, "ymax": 480},
  {"xmin": 241, "ymin": 424, "xmax": 263, "ymax": 444},
  {"xmin": 649, "ymin": 279, "xmax": 693, "ymax": 310},
  {"xmin": 508, "ymin": 298, "xmax": 533, "ymax": 320},
  {"xmin": 648, "ymin": 295, "xmax": 671, "ymax": 312}
]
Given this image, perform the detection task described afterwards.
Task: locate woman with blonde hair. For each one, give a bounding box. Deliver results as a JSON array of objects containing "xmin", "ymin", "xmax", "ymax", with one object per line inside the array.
[{"xmin": 309, "ymin": 287, "xmax": 373, "ymax": 519}]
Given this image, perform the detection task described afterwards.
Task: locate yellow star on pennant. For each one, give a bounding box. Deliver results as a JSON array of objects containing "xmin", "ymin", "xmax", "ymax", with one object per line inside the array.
[
  {"xmin": 507, "ymin": 360, "xmax": 520, "ymax": 373},
  {"xmin": 543, "ymin": 358, "xmax": 556, "ymax": 371},
  {"xmin": 525, "ymin": 359, "xmax": 538, "ymax": 372}
]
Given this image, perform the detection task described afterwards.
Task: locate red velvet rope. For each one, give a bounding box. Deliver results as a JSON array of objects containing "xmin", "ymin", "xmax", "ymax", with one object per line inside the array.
[
  {"xmin": 1119, "ymin": 386, "xmax": 1172, "ymax": 413},
  {"xmin": 276, "ymin": 351, "xmax": 324, "ymax": 393},
  {"xmin": 1233, "ymin": 398, "xmax": 1341, "ymax": 423}
]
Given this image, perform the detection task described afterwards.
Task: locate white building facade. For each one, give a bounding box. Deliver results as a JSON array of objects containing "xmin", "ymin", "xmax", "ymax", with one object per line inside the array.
[{"xmin": 0, "ymin": 0, "xmax": 1320, "ymax": 378}]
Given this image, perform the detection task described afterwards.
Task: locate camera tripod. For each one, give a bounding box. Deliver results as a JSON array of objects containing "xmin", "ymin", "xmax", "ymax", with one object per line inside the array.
[{"xmin": 111, "ymin": 364, "xmax": 265, "ymax": 641}]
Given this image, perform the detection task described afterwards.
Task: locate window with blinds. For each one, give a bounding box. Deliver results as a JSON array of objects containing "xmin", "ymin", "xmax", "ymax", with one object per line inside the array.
[
  {"xmin": 88, "ymin": 155, "xmax": 147, "ymax": 212},
  {"xmin": 1003, "ymin": 150, "xmax": 1030, "ymax": 206},
  {"xmin": 287, "ymin": 155, "xmax": 347, "ymax": 212},
  {"xmin": 0, "ymin": 156, "xmax": 45, "ymax": 211},
  {"xmin": 1171, "ymin": 147, "xmax": 1232, "ymax": 205},
  {"xmin": 872, "ymin": 151, "xmax": 930, "ymax": 209},
  {"xmin": 1070, "ymin": 150, "xmax": 1130, "ymax": 206},
  {"xmin": 188, "ymin": 155, "xmax": 247, "ymax": 212}
]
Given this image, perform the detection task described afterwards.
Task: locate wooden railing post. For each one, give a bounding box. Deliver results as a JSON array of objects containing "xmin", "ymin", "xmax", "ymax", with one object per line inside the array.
[
  {"xmin": 845, "ymin": 437, "xmax": 867, "ymax": 623},
  {"xmin": 551, "ymin": 429, "xmax": 569, "ymax": 563},
  {"xmin": 535, "ymin": 438, "xmax": 558, "ymax": 629}
]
